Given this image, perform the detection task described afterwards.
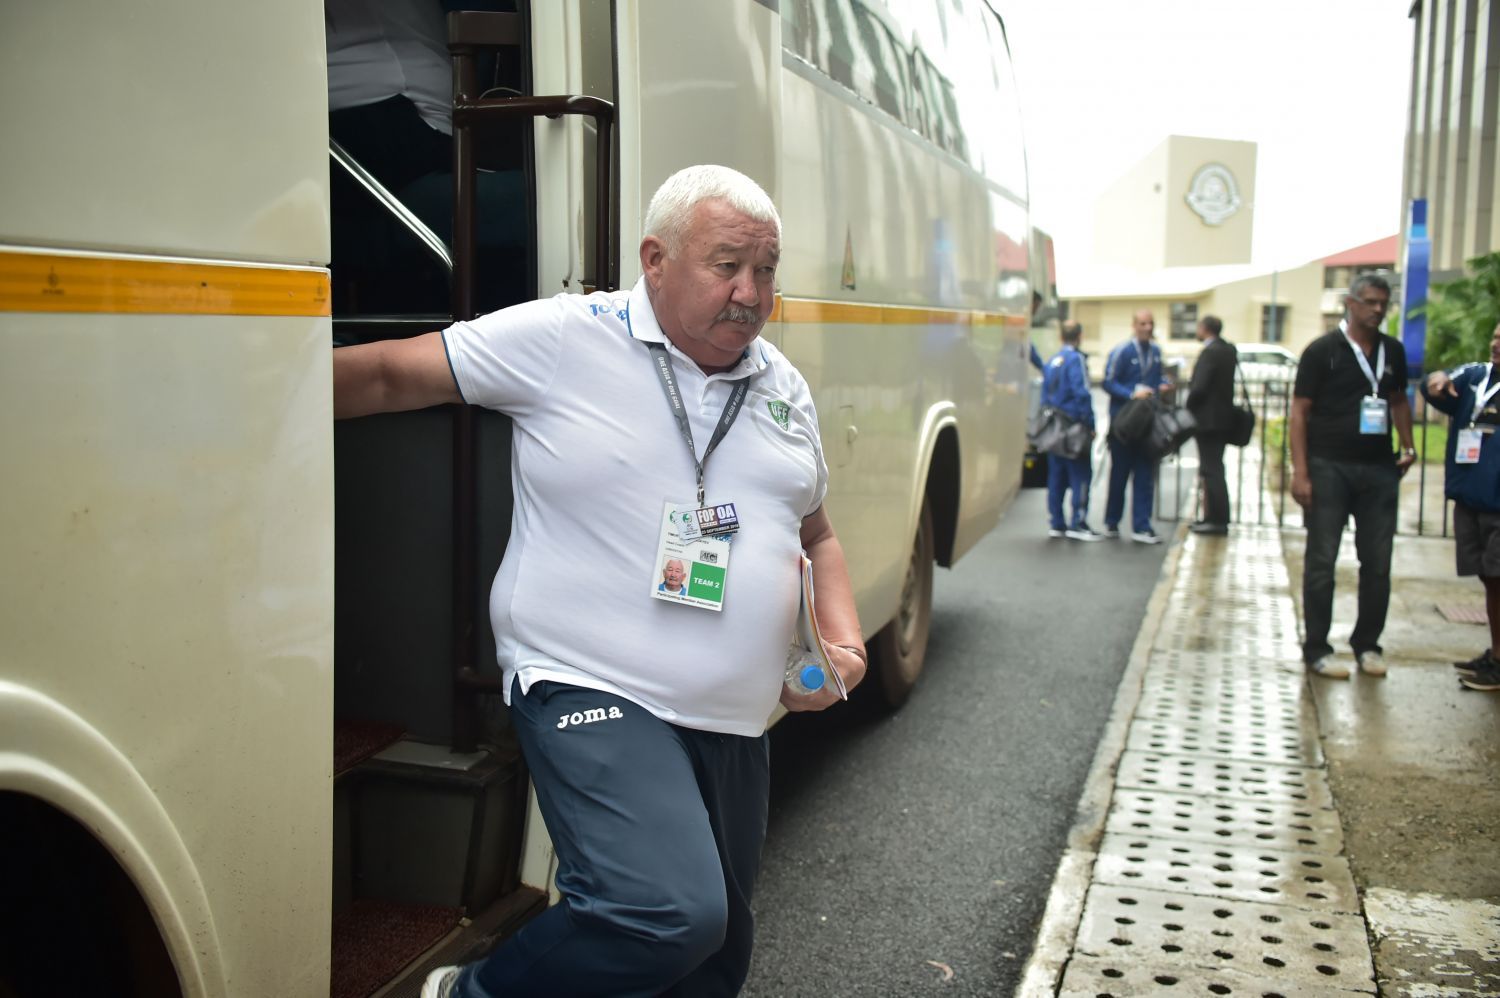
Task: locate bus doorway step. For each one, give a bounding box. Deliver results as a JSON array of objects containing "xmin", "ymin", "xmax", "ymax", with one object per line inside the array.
[
  {"xmin": 378, "ymin": 887, "xmax": 550, "ymax": 998},
  {"xmin": 335, "ymin": 718, "xmax": 407, "ymax": 776},
  {"xmin": 331, "ymin": 898, "xmax": 462, "ymax": 998}
]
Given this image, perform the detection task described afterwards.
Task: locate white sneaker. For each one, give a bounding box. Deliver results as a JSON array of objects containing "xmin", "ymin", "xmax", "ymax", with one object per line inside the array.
[
  {"xmin": 1357, "ymin": 651, "xmax": 1387, "ymax": 676},
  {"xmin": 422, "ymin": 966, "xmax": 461, "ymax": 998},
  {"xmin": 1048, "ymin": 527, "xmax": 1065, "ymax": 538},
  {"xmin": 1308, "ymin": 655, "xmax": 1350, "ymax": 679},
  {"xmin": 1066, "ymin": 525, "xmax": 1105, "ymax": 541}
]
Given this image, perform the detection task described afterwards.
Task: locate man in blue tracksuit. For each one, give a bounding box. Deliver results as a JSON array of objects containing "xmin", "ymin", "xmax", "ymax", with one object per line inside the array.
[
  {"xmin": 1102, "ymin": 309, "xmax": 1170, "ymax": 543},
  {"xmin": 1422, "ymin": 321, "xmax": 1500, "ymax": 691},
  {"xmin": 1043, "ymin": 321, "xmax": 1100, "ymax": 539}
]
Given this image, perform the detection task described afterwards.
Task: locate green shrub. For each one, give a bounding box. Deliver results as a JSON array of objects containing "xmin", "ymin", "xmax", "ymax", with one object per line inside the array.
[{"xmin": 1415, "ymin": 252, "xmax": 1500, "ymax": 371}]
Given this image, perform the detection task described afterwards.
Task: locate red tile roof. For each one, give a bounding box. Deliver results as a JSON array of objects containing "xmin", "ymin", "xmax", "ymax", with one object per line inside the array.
[{"xmin": 1322, "ymin": 234, "xmax": 1398, "ymax": 267}]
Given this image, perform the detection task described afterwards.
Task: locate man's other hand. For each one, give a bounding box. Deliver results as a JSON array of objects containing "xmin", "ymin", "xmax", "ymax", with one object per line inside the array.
[
  {"xmin": 779, "ymin": 643, "xmax": 866, "ymax": 713},
  {"xmin": 1426, "ymin": 371, "xmax": 1457, "ymax": 397},
  {"xmin": 1291, "ymin": 470, "xmax": 1313, "ymax": 509}
]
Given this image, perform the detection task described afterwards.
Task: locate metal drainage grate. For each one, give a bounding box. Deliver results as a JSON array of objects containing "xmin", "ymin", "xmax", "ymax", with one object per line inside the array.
[
  {"xmin": 1154, "ymin": 619, "xmax": 1302, "ymax": 654},
  {"xmin": 1145, "ymin": 649, "xmax": 1305, "ymax": 678},
  {"xmin": 1143, "ymin": 661, "xmax": 1305, "ymax": 694},
  {"xmin": 1064, "ymin": 884, "xmax": 1375, "ymax": 995},
  {"xmin": 1092, "ymin": 833, "xmax": 1359, "ymax": 913},
  {"xmin": 1114, "ymin": 751, "xmax": 1333, "ymax": 810},
  {"xmin": 1061, "ymin": 953, "xmax": 1374, "ymax": 996},
  {"xmin": 1135, "ymin": 685, "xmax": 1310, "ymax": 734},
  {"xmin": 1132, "ymin": 697, "xmax": 1320, "ymax": 761},
  {"xmin": 1161, "ymin": 589, "xmax": 1297, "ymax": 618},
  {"xmin": 1125, "ymin": 718, "xmax": 1323, "ymax": 768},
  {"xmin": 1104, "ymin": 788, "xmax": 1344, "ymax": 854}
]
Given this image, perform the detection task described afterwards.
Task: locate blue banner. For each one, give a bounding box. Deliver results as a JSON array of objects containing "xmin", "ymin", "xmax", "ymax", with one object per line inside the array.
[{"xmin": 1402, "ymin": 198, "xmax": 1430, "ymax": 373}]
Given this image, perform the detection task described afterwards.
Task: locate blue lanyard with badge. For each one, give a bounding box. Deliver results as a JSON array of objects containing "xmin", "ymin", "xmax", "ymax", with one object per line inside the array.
[
  {"xmin": 1455, "ymin": 363, "xmax": 1500, "ymax": 464},
  {"xmin": 646, "ymin": 341, "xmax": 748, "ymax": 611},
  {"xmin": 1340, "ymin": 321, "xmax": 1388, "ymax": 435}
]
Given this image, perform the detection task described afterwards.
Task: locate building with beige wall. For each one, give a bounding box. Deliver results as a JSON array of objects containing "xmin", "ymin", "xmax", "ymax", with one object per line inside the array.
[
  {"xmin": 1068, "ymin": 236, "xmax": 1397, "ymax": 380},
  {"xmin": 1064, "ymin": 132, "xmax": 1400, "ymax": 380},
  {"xmin": 1094, "ymin": 135, "xmax": 1257, "ymax": 270},
  {"xmin": 1402, "ymin": 0, "xmax": 1500, "ymax": 281}
]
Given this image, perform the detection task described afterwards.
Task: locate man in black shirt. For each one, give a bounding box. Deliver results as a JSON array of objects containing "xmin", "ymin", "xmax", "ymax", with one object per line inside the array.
[
  {"xmin": 1186, "ymin": 315, "xmax": 1237, "ymax": 533},
  {"xmin": 1289, "ymin": 274, "xmax": 1417, "ymax": 678}
]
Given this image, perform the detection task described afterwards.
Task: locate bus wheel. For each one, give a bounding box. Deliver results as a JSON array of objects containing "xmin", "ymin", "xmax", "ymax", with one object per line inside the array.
[{"xmin": 867, "ymin": 498, "xmax": 934, "ymax": 707}]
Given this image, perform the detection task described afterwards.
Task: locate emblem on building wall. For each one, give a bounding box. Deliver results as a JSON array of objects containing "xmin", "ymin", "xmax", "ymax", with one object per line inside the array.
[{"xmin": 1185, "ymin": 163, "xmax": 1242, "ymax": 226}]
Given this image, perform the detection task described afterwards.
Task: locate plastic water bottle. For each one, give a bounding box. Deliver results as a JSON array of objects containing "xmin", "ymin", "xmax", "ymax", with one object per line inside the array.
[{"xmin": 784, "ymin": 649, "xmax": 826, "ymax": 695}]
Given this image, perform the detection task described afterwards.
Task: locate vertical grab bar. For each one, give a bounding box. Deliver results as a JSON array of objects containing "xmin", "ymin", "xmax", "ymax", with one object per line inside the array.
[{"xmin": 446, "ymin": 15, "xmax": 616, "ymax": 752}]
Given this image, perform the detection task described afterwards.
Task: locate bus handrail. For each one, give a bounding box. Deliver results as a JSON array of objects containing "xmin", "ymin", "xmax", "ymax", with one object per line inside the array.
[
  {"xmin": 450, "ymin": 93, "xmax": 616, "ymax": 296},
  {"xmin": 445, "ymin": 14, "xmax": 617, "ymax": 752},
  {"xmin": 328, "ymin": 138, "xmax": 454, "ymax": 274}
]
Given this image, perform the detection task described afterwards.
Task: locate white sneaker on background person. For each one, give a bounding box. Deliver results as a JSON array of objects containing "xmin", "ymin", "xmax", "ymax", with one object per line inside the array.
[{"xmin": 1309, "ymin": 655, "xmax": 1350, "ymax": 679}]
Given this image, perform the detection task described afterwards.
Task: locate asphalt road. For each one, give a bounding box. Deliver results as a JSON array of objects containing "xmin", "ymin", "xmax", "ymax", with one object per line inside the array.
[{"xmin": 742, "ymin": 485, "xmax": 1172, "ymax": 997}]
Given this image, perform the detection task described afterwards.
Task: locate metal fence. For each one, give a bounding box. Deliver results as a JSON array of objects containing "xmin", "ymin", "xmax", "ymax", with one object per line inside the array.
[{"xmin": 1149, "ymin": 379, "xmax": 1453, "ymax": 537}]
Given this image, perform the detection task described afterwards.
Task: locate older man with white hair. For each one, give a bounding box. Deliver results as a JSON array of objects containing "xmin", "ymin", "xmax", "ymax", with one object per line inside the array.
[{"xmin": 334, "ymin": 164, "xmax": 866, "ymax": 997}]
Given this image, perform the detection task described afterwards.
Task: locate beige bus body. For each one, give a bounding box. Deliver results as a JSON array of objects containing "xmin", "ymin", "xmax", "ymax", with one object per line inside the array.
[
  {"xmin": 1, "ymin": 0, "xmax": 1029, "ymax": 991},
  {"xmin": 1, "ymin": 2, "xmax": 334, "ymax": 994}
]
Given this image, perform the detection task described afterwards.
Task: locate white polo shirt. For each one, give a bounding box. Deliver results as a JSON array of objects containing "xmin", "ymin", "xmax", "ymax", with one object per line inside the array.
[{"xmin": 442, "ymin": 278, "xmax": 828, "ymax": 736}]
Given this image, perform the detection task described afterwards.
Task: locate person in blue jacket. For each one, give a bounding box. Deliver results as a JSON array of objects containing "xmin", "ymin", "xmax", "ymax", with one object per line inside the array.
[
  {"xmin": 1102, "ymin": 309, "xmax": 1171, "ymax": 543},
  {"xmin": 1422, "ymin": 321, "xmax": 1500, "ymax": 691},
  {"xmin": 1042, "ymin": 321, "xmax": 1100, "ymax": 539}
]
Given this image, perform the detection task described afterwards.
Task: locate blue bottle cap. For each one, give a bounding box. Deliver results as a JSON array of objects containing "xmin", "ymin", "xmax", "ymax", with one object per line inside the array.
[{"xmin": 798, "ymin": 664, "xmax": 825, "ymax": 692}]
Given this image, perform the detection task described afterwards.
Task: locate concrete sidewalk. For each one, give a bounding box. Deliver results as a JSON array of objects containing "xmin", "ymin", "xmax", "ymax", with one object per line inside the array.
[{"xmin": 1021, "ymin": 523, "xmax": 1500, "ymax": 997}]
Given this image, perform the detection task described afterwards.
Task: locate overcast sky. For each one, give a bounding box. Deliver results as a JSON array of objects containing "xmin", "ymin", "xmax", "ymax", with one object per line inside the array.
[{"xmin": 999, "ymin": 0, "xmax": 1416, "ymax": 284}]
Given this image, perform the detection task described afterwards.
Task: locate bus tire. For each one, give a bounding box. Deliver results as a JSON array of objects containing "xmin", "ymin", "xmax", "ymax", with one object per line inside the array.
[{"xmin": 866, "ymin": 497, "xmax": 934, "ymax": 708}]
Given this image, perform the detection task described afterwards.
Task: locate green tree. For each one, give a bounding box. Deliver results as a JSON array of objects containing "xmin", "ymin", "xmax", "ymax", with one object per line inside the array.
[{"xmin": 1416, "ymin": 251, "xmax": 1500, "ymax": 371}]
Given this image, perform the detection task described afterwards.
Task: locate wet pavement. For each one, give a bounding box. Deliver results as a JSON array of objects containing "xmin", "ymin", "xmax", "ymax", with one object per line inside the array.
[{"xmin": 1021, "ymin": 522, "xmax": 1500, "ymax": 997}]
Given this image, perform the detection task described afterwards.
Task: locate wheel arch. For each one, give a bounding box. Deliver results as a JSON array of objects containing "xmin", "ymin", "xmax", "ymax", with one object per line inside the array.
[
  {"xmin": 911, "ymin": 403, "xmax": 961, "ymax": 568},
  {"xmin": 0, "ymin": 680, "xmax": 224, "ymax": 996}
]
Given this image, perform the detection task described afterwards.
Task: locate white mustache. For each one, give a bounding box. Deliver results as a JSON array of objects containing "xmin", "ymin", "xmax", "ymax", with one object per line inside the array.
[{"xmin": 717, "ymin": 305, "xmax": 760, "ymax": 324}]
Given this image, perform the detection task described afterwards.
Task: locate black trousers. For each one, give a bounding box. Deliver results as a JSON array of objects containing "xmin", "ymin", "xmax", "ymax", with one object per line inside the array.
[
  {"xmin": 1301, "ymin": 458, "xmax": 1400, "ymax": 664},
  {"xmin": 1197, "ymin": 431, "xmax": 1230, "ymax": 526}
]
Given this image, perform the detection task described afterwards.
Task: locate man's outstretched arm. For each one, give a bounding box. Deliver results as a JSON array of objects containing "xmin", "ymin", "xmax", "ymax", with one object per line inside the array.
[{"xmin": 334, "ymin": 331, "xmax": 462, "ymax": 419}]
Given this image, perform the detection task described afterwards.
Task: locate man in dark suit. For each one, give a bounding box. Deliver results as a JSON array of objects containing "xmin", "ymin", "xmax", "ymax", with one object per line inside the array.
[{"xmin": 1186, "ymin": 315, "xmax": 1237, "ymax": 534}]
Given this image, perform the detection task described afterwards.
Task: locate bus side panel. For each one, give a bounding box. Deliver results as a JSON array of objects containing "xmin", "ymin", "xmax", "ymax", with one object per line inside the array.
[
  {"xmin": 0, "ymin": 310, "xmax": 335, "ymax": 996},
  {"xmin": 614, "ymin": 0, "xmax": 782, "ymax": 284},
  {"xmin": 0, "ymin": 0, "xmax": 328, "ymax": 266},
  {"xmin": 777, "ymin": 64, "xmax": 1024, "ymax": 632}
]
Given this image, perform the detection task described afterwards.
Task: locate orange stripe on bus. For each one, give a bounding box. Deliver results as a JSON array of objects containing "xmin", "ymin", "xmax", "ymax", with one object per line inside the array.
[
  {"xmin": 771, "ymin": 297, "xmax": 1023, "ymax": 327},
  {"xmin": 0, "ymin": 250, "xmax": 331, "ymax": 317}
]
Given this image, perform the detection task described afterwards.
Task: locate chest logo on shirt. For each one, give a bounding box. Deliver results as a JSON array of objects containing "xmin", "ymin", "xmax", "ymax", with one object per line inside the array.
[{"xmin": 767, "ymin": 399, "xmax": 791, "ymax": 430}]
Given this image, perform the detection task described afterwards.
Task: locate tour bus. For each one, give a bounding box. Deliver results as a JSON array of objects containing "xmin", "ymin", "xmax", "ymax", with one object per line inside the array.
[{"xmin": 0, "ymin": 0, "xmax": 1035, "ymax": 993}]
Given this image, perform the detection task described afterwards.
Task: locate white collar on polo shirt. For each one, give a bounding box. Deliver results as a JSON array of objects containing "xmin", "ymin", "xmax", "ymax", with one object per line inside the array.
[{"xmin": 623, "ymin": 277, "xmax": 769, "ymax": 379}]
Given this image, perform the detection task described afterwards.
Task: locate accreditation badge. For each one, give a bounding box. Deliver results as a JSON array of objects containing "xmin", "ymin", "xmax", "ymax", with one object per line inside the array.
[
  {"xmin": 652, "ymin": 500, "xmax": 734, "ymax": 611},
  {"xmin": 1455, "ymin": 427, "xmax": 1483, "ymax": 464},
  {"xmin": 1359, "ymin": 395, "xmax": 1389, "ymax": 435}
]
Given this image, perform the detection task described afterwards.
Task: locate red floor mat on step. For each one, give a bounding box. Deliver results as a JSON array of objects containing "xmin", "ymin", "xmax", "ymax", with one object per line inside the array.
[
  {"xmin": 331, "ymin": 899, "xmax": 462, "ymax": 998},
  {"xmin": 333, "ymin": 719, "xmax": 406, "ymax": 775}
]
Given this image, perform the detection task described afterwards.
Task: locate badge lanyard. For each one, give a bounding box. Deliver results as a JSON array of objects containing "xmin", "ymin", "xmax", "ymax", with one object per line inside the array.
[
  {"xmin": 647, "ymin": 342, "xmax": 750, "ymax": 506},
  {"xmin": 1339, "ymin": 320, "xmax": 1385, "ymax": 396},
  {"xmin": 1469, "ymin": 363, "xmax": 1500, "ymax": 427}
]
